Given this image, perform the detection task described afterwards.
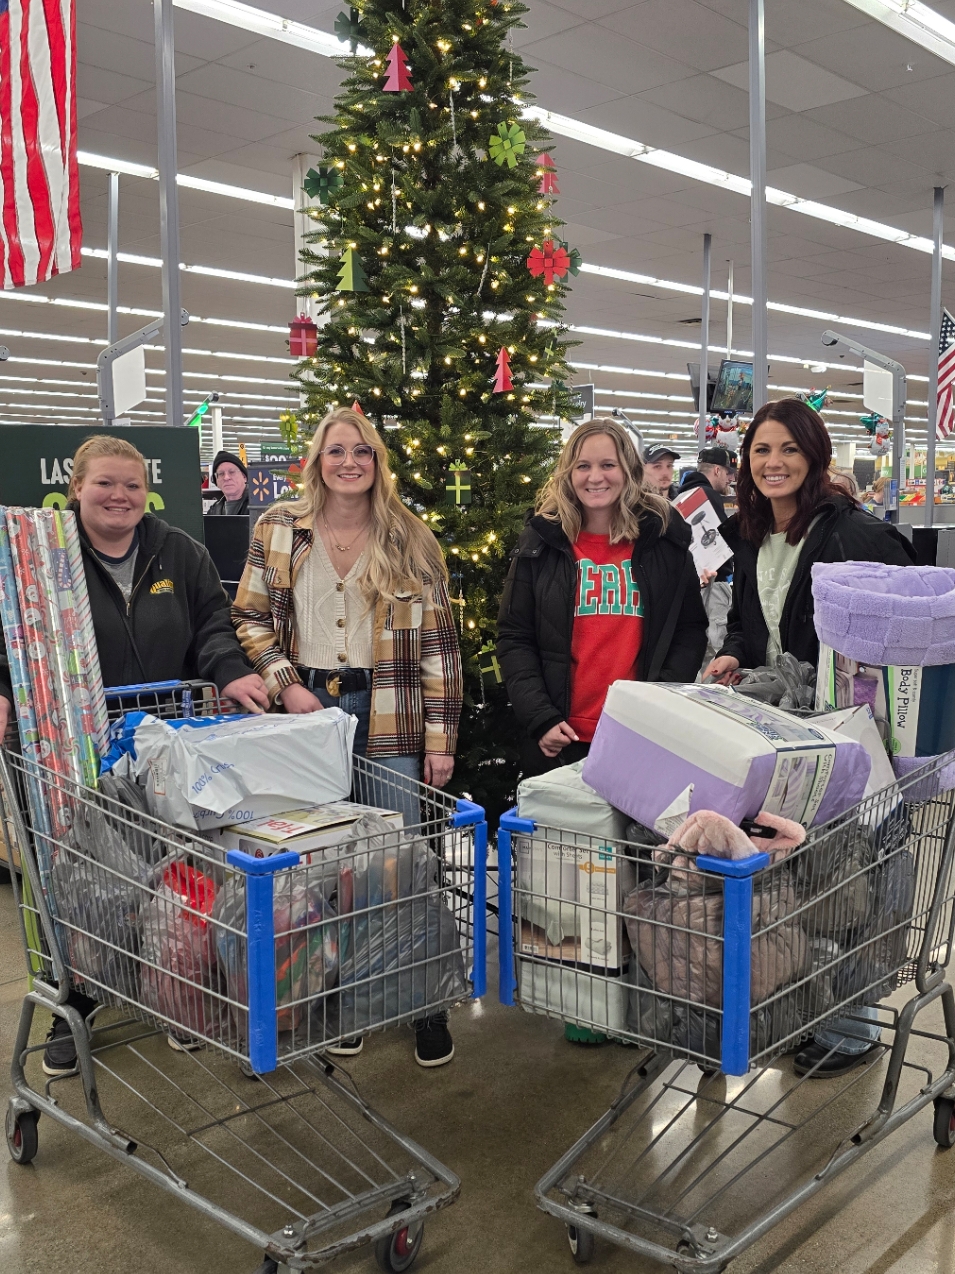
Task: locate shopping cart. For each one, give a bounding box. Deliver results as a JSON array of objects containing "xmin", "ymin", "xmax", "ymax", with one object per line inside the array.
[
  {"xmin": 498, "ymin": 753, "xmax": 955, "ymax": 1271},
  {"xmin": 4, "ymin": 680, "xmax": 487, "ymax": 1273}
]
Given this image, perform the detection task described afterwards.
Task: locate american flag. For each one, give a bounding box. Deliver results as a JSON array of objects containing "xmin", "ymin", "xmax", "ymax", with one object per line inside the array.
[
  {"xmin": 937, "ymin": 308, "xmax": 955, "ymax": 440},
  {"xmin": 0, "ymin": 0, "xmax": 82, "ymax": 289}
]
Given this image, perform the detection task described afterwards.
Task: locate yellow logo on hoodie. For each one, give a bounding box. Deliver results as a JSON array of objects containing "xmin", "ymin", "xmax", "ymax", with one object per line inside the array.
[{"xmin": 149, "ymin": 579, "xmax": 174, "ymax": 595}]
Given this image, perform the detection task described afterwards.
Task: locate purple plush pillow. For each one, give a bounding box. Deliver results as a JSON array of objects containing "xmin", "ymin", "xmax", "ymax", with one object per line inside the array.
[{"xmin": 812, "ymin": 561, "xmax": 955, "ymax": 667}]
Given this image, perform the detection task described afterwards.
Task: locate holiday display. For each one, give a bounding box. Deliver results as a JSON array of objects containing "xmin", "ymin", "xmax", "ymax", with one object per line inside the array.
[
  {"xmin": 334, "ymin": 6, "xmax": 365, "ymax": 53},
  {"xmin": 478, "ymin": 642, "xmax": 503, "ymax": 688},
  {"xmin": 526, "ymin": 239, "xmax": 571, "ymax": 286},
  {"xmin": 556, "ymin": 239, "xmax": 582, "ymax": 276},
  {"xmin": 799, "ymin": 388, "xmax": 829, "ymax": 411},
  {"xmin": 536, "ymin": 153, "xmax": 558, "ymax": 195},
  {"xmin": 861, "ymin": 411, "xmax": 891, "ymax": 456},
  {"xmin": 492, "ymin": 346, "xmax": 513, "ymax": 393},
  {"xmin": 295, "ymin": 0, "xmax": 576, "ymax": 816},
  {"xmin": 289, "ymin": 314, "xmax": 319, "ymax": 357},
  {"xmin": 445, "ymin": 462, "xmax": 472, "ymax": 506}
]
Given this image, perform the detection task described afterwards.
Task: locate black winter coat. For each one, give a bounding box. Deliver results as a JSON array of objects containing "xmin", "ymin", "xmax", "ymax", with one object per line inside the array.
[
  {"xmin": 497, "ymin": 510, "xmax": 708, "ymax": 743},
  {"xmin": 206, "ymin": 491, "xmax": 250, "ymax": 516},
  {"xmin": 717, "ymin": 495, "xmax": 916, "ymax": 669},
  {"xmin": 0, "ymin": 510, "xmax": 253, "ymax": 703}
]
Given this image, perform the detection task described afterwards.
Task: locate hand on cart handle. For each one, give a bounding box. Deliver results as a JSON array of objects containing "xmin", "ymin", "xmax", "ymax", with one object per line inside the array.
[
  {"xmin": 221, "ymin": 673, "xmax": 270, "ymax": 715},
  {"xmin": 424, "ymin": 753, "xmax": 454, "ymax": 787},
  {"xmin": 277, "ymin": 682, "xmax": 325, "ymax": 714},
  {"xmin": 702, "ymin": 655, "xmax": 741, "ymax": 686},
  {"xmin": 538, "ymin": 721, "xmax": 579, "ymax": 757},
  {"xmin": 0, "ymin": 694, "xmax": 9, "ymax": 740}
]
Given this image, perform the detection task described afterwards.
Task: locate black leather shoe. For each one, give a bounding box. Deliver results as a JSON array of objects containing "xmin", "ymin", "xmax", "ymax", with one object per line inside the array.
[{"xmin": 793, "ymin": 1039, "xmax": 881, "ymax": 1078}]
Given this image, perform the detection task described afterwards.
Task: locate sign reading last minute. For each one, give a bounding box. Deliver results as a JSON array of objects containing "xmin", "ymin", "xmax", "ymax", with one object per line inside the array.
[{"xmin": 39, "ymin": 456, "xmax": 165, "ymax": 485}]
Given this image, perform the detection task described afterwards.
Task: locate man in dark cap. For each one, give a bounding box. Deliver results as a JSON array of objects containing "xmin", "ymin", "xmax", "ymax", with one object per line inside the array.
[
  {"xmin": 679, "ymin": 447, "xmax": 735, "ymax": 664},
  {"xmin": 208, "ymin": 450, "xmax": 249, "ymax": 515},
  {"xmin": 642, "ymin": 444, "xmax": 681, "ymax": 500}
]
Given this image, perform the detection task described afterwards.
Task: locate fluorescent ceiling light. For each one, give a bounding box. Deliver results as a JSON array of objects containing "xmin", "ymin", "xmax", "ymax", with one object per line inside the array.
[
  {"xmin": 0, "ymin": 289, "xmax": 288, "ymax": 334},
  {"xmin": 82, "ymin": 247, "xmax": 292, "ymax": 289},
  {"xmin": 172, "ymin": 0, "xmax": 369, "ymax": 57},
  {"xmin": 77, "ymin": 151, "xmax": 294, "ymax": 210},
  {"xmin": 841, "ymin": 0, "xmax": 955, "ymax": 67}
]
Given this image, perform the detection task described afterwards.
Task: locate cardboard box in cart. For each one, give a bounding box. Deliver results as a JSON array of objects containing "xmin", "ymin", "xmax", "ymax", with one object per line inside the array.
[{"xmin": 213, "ymin": 801, "xmax": 403, "ymax": 863}]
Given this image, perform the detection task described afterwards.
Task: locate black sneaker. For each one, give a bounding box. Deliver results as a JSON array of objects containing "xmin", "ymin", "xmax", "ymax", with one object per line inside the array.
[
  {"xmin": 414, "ymin": 1014, "xmax": 454, "ymax": 1069},
  {"xmin": 326, "ymin": 1037, "xmax": 364, "ymax": 1057},
  {"xmin": 42, "ymin": 1017, "xmax": 78, "ymax": 1077}
]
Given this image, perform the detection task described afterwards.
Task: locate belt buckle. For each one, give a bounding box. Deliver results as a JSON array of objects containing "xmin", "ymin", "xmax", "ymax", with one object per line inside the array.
[{"xmin": 325, "ymin": 671, "xmax": 341, "ymax": 697}]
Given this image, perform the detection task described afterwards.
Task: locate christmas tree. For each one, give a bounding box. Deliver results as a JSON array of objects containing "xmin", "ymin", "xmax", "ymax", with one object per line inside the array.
[{"xmin": 295, "ymin": 0, "xmax": 578, "ymax": 819}]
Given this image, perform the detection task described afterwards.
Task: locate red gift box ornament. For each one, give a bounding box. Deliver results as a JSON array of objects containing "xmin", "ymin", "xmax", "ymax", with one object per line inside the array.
[
  {"xmin": 536, "ymin": 153, "xmax": 559, "ymax": 195},
  {"xmin": 527, "ymin": 239, "xmax": 571, "ymax": 286},
  {"xmin": 289, "ymin": 313, "xmax": 318, "ymax": 357},
  {"xmin": 383, "ymin": 40, "xmax": 413, "ymax": 92},
  {"xmin": 492, "ymin": 346, "xmax": 513, "ymax": 393}
]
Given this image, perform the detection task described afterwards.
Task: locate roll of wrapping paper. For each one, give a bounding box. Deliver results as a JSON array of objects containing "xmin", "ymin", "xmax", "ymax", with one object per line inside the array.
[
  {"xmin": 5, "ymin": 508, "xmax": 81, "ymax": 842},
  {"xmin": 35, "ymin": 510, "xmax": 101, "ymax": 787},
  {"xmin": 59, "ymin": 509, "xmax": 109, "ymax": 758},
  {"xmin": 0, "ymin": 516, "xmax": 58, "ymax": 908}
]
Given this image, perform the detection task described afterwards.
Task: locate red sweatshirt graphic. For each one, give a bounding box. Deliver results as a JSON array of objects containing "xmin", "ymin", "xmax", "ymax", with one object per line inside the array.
[{"xmin": 568, "ymin": 532, "xmax": 644, "ymax": 742}]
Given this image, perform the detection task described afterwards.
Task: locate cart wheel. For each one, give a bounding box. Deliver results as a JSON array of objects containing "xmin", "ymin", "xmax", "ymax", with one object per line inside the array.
[
  {"xmin": 375, "ymin": 1200, "xmax": 424, "ymax": 1273},
  {"xmin": 567, "ymin": 1209, "xmax": 596, "ymax": 1265},
  {"xmin": 251, "ymin": 1261, "xmax": 277, "ymax": 1274},
  {"xmin": 674, "ymin": 1240, "xmax": 727, "ymax": 1273},
  {"xmin": 933, "ymin": 1096, "xmax": 955, "ymax": 1148},
  {"xmin": 6, "ymin": 1107, "xmax": 38, "ymax": 1165}
]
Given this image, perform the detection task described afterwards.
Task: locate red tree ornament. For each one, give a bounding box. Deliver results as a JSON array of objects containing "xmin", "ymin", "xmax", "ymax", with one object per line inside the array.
[
  {"xmin": 492, "ymin": 347, "xmax": 513, "ymax": 393},
  {"xmin": 351, "ymin": 399, "xmax": 365, "ymax": 414},
  {"xmin": 527, "ymin": 239, "xmax": 571, "ymax": 286},
  {"xmin": 289, "ymin": 313, "xmax": 318, "ymax": 357},
  {"xmin": 536, "ymin": 153, "xmax": 559, "ymax": 195},
  {"xmin": 383, "ymin": 41, "xmax": 413, "ymax": 92}
]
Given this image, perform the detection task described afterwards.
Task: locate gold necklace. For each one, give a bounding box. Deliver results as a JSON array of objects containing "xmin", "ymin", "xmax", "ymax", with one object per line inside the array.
[{"xmin": 321, "ymin": 511, "xmax": 368, "ymax": 553}]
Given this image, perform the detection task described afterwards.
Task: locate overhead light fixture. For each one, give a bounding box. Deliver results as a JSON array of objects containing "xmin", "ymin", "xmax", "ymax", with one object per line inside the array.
[
  {"xmin": 77, "ymin": 151, "xmax": 294, "ymax": 210},
  {"xmin": 840, "ymin": 0, "xmax": 955, "ymax": 67},
  {"xmin": 172, "ymin": 0, "xmax": 370, "ymax": 57},
  {"xmin": 81, "ymin": 247, "xmax": 293, "ymax": 289},
  {"xmin": 0, "ymin": 289, "xmax": 288, "ymax": 334}
]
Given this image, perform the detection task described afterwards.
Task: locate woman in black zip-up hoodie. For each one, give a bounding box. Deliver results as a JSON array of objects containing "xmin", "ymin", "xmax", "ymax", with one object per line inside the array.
[
  {"xmin": 703, "ymin": 398, "xmax": 914, "ymax": 683},
  {"xmin": 497, "ymin": 418, "xmax": 707, "ymax": 778}
]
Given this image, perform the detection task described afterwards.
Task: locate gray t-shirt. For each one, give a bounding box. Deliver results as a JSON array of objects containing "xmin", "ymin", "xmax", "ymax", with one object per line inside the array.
[{"xmin": 95, "ymin": 537, "xmax": 139, "ymax": 602}]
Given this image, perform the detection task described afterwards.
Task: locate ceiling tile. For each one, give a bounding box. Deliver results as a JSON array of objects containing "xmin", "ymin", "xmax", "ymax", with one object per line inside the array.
[
  {"xmin": 803, "ymin": 93, "xmax": 939, "ymax": 146},
  {"xmin": 599, "ymin": 0, "xmax": 749, "ymax": 73},
  {"xmin": 793, "ymin": 24, "xmax": 952, "ymax": 91},
  {"xmin": 766, "ymin": 163, "xmax": 863, "ymax": 199},
  {"xmin": 523, "ymin": 24, "xmax": 697, "ymax": 95},
  {"xmin": 713, "ymin": 51, "xmax": 868, "ymax": 112},
  {"xmin": 639, "ymin": 72, "xmax": 788, "ymax": 132}
]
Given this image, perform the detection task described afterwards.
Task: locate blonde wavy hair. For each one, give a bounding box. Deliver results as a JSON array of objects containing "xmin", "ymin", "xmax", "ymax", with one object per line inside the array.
[
  {"xmin": 68, "ymin": 435, "xmax": 148, "ymax": 500},
  {"xmin": 536, "ymin": 417, "xmax": 670, "ymax": 544},
  {"xmin": 285, "ymin": 406, "xmax": 447, "ymax": 599}
]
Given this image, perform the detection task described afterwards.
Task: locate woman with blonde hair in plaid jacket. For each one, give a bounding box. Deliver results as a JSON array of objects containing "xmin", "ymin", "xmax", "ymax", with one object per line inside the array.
[{"xmin": 233, "ymin": 404, "xmax": 463, "ymax": 1067}]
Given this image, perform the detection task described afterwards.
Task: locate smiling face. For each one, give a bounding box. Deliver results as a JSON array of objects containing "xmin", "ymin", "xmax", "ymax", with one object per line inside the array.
[
  {"xmin": 75, "ymin": 457, "xmax": 148, "ymax": 546},
  {"xmin": 319, "ymin": 421, "xmax": 376, "ymax": 500},
  {"xmin": 215, "ymin": 461, "xmax": 246, "ymax": 501},
  {"xmin": 570, "ymin": 432, "xmax": 625, "ymax": 518},
  {"xmin": 748, "ymin": 419, "xmax": 809, "ymax": 504}
]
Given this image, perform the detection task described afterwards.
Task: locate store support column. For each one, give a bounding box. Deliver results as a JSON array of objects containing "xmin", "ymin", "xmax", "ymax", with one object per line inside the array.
[
  {"xmin": 698, "ymin": 232, "xmax": 711, "ymax": 453},
  {"xmin": 154, "ymin": 0, "xmax": 184, "ymax": 428},
  {"xmin": 925, "ymin": 186, "xmax": 945, "ymax": 530},
  {"xmin": 749, "ymin": 0, "xmax": 768, "ymax": 409}
]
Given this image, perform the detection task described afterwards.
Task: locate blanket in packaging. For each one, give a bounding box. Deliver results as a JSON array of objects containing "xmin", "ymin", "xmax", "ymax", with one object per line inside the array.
[
  {"xmin": 101, "ymin": 709, "xmax": 356, "ymax": 830},
  {"xmin": 583, "ymin": 682, "xmax": 871, "ymax": 835}
]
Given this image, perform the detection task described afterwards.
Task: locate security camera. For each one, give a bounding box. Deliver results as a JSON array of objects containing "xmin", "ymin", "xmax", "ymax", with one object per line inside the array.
[
  {"xmin": 821, "ymin": 334, "xmax": 838, "ymax": 347},
  {"xmin": 210, "ymin": 392, "xmax": 220, "ymax": 403}
]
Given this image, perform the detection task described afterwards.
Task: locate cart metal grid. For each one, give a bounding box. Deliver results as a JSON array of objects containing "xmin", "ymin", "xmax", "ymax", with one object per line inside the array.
[
  {"xmin": 497, "ymin": 752, "xmax": 955, "ymax": 1270},
  {"xmin": 4, "ymin": 681, "xmax": 487, "ymax": 1272}
]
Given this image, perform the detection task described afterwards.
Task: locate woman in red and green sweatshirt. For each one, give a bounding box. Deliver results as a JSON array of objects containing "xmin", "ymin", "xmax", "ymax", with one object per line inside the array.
[{"xmin": 498, "ymin": 417, "xmax": 707, "ymax": 779}]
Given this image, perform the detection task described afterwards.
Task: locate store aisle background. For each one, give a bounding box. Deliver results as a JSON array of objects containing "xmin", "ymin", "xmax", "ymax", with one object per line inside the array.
[{"xmin": 2, "ymin": 884, "xmax": 955, "ymax": 1273}]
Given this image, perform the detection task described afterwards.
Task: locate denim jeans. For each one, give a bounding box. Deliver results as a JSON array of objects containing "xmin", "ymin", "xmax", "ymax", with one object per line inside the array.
[
  {"xmin": 814, "ymin": 1004, "xmax": 881, "ymax": 1055},
  {"xmin": 310, "ymin": 673, "xmax": 422, "ymax": 827}
]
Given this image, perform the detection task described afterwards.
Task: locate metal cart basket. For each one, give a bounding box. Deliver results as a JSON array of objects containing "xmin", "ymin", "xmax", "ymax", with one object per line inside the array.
[
  {"xmin": 498, "ymin": 752, "xmax": 955, "ymax": 1271},
  {"xmin": 5, "ymin": 681, "xmax": 487, "ymax": 1273}
]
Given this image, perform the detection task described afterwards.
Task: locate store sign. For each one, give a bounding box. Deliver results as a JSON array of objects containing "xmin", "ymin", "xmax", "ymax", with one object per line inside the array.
[
  {"xmin": 247, "ymin": 462, "xmax": 297, "ymax": 509},
  {"xmin": 259, "ymin": 442, "xmax": 296, "ymax": 461},
  {"xmin": 0, "ymin": 424, "xmax": 203, "ymax": 540}
]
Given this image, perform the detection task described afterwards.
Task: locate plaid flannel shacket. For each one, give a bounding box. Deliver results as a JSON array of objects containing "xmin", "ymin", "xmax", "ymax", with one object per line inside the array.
[{"xmin": 232, "ymin": 506, "xmax": 463, "ymax": 757}]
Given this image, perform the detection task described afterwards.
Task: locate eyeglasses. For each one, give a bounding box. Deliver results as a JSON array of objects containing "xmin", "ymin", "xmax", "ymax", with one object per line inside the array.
[{"xmin": 319, "ymin": 444, "xmax": 376, "ymax": 466}]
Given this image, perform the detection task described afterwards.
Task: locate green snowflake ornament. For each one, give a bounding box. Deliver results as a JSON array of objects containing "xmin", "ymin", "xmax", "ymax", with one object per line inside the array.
[
  {"xmin": 334, "ymin": 7, "xmax": 365, "ymax": 53},
  {"xmin": 304, "ymin": 165, "xmax": 344, "ymax": 203},
  {"xmin": 488, "ymin": 122, "xmax": 526, "ymax": 168}
]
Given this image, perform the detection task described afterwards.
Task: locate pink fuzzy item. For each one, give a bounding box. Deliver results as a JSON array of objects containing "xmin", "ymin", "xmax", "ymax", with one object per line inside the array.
[
  {"xmin": 744, "ymin": 810, "xmax": 805, "ymax": 861},
  {"xmin": 653, "ymin": 808, "xmax": 806, "ymax": 884}
]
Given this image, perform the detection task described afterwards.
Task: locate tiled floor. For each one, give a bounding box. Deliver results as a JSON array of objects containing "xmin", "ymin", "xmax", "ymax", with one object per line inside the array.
[{"xmin": 2, "ymin": 878, "xmax": 955, "ymax": 1274}]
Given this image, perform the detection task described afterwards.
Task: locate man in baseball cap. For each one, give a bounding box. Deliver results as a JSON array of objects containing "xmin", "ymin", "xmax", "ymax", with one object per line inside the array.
[
  {"xmin": 680, "ymin": 446, "xmax": 734, "ymax": 518},
  {"xmin": 678, "ymin": 446, "xmax": 736, "ymax": 664},
  {"xmin": 643, "ymin": 444, "xmax": 681, "ymax": 500}
]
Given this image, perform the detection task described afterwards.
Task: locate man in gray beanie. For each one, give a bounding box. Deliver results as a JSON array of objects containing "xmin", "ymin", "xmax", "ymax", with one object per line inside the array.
[{"xmin": 208, "ymin": 450, "xmax": 249, "ymax": 515}]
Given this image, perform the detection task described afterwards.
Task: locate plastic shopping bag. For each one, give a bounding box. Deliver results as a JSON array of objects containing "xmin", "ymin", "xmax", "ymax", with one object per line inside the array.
[{"xmin": 139, "ymin": 860, "xmax": 222, "ymax": 1040}]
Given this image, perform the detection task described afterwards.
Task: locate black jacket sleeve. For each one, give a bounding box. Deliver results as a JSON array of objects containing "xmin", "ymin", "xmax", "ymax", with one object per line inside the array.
[
  {"xmin": 658, "ymin": 557, "xmax": 709, "ymax": 681},
  {"xmin": 184, "ymin": 538, "xmax": 255, "ymax": 690},
  {"xmin": 496, "ymin": 551, "xmax": 566, "ymax": 741}
]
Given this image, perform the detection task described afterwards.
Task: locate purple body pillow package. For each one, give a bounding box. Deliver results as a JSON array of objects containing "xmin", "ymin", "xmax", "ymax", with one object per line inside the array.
[
  {"xmin": 582, "ymin": 682, "xmax": 871, "ymax": 837},
  {"xmin": 812, "ymin": 561, "xmax": 955, "ymax": 667}
]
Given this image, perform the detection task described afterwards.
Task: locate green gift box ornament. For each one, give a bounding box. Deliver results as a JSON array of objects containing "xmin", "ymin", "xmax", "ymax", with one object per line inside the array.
[
  {"xmin": 445, "ymin": 461, "xmax": 472, "ymax": 505},
  {"xmin": 478, "ymin": 642, "xmax": 504, "ymax": 688}
]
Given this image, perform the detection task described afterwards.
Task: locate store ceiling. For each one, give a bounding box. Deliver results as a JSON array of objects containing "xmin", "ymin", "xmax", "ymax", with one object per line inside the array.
[{"xmin": 7, "ymin": 0, "xmax": 955, "ymax": 457}]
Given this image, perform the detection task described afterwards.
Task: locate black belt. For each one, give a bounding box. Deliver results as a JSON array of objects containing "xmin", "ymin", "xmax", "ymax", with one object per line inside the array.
[{"xmin": 297, "ymin": 666, "xmax": 372, "ymax": 697}]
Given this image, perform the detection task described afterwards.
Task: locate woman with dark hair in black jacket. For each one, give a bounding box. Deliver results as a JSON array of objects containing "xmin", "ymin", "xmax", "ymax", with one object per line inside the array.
[
  {"xmin": 703, "ymin": 398, "xmax": 914, "ymax": 683},
  {"xmin": 498, "ymin": 418, "xmax": 707, "ymax": 779},
  {"xmin": 703, "ymin": 398, "xmax": 914, "ymax": 1082}
]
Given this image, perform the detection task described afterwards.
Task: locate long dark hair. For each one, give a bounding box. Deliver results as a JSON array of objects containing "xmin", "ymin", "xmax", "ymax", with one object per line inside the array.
[{"xmin": 736, "ymin": 399, "xmax": 838, "ymax": 546}]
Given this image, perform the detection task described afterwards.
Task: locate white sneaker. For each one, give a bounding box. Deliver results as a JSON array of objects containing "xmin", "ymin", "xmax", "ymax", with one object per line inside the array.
[{"xmin": 326, "ymin": 1036, "xmax": 364, "ymax": 1057}]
